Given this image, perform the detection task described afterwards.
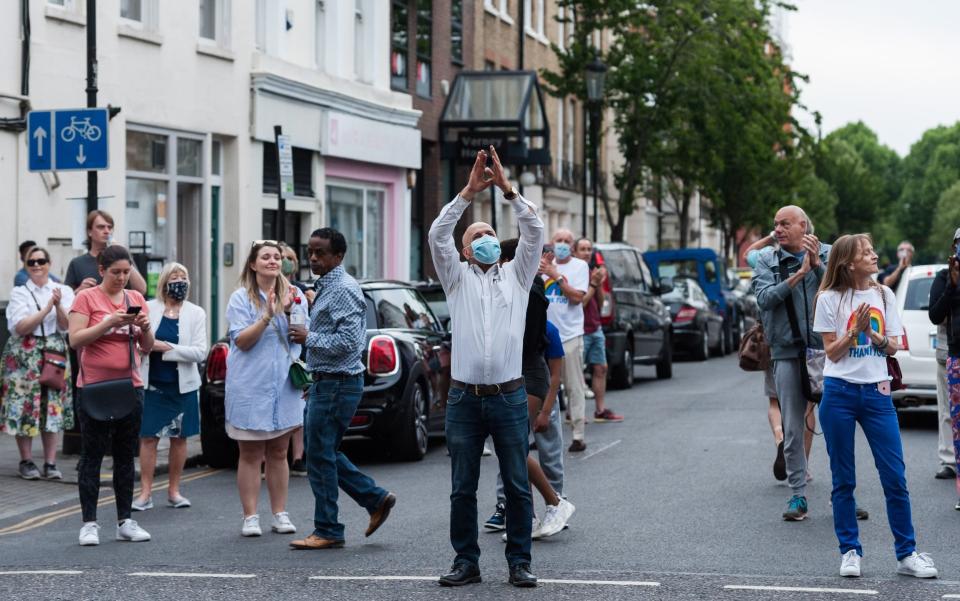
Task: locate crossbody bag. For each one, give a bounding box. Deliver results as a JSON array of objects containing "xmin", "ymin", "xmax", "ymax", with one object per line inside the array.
[
  {"xmin": 877, "ymin": 286, "xmax": 904, "ymax": 391},
  {"xmin": 778, "ymin": 255, "xmax": 825, "ymax": 403},
  {"xmin": 270, "ymin": 316, "xmax": 311, "ymax": 391},
  {"xmin": 26, "ymin": 288, "xmax": 68, "ymax": 391},
  {"xmin": 79, "ymin": 293, "xmax": 141, "ymax": 421}
]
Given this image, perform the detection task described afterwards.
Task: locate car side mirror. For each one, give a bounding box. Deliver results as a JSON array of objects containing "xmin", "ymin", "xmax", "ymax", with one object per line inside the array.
[{"xmin": 656, "ymin": 277, "xmax": 673, "ymax": 295}]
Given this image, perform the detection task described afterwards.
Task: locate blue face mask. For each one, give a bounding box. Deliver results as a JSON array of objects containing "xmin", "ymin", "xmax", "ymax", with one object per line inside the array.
[
  {"xmin": 554, "ymin": 242, "xmax": 571, "ymax": 261},
  {"xmin": 471, "ymin": 235, "xmax": 501, "ymax": 265}
]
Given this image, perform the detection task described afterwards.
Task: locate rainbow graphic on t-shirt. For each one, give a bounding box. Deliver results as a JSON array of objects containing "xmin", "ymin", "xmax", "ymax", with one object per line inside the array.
[
  {"xmin": 544, "ymin": 277, "xmax": 565, "ymax": 305},
  {"xmin": 845, "ymin": 305, "xmax": 886, "ymax": 358}
]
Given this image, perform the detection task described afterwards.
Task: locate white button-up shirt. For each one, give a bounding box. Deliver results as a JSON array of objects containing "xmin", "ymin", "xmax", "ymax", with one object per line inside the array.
[
  {"xmin": 428, "ymin": 194, "xmax": 544, "ymax": 384},
  {"xmin": 7, "ymin": 279, "xmax": 75, "ymax": 336}
]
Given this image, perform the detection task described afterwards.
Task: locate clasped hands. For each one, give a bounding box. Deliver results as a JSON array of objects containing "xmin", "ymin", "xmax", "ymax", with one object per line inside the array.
[
  {"xmin": 849, "ymin": 302, "xmax": 883, "ymax": 345},
  {"xmin": 460, "ymin": 146, "xmax": 512, "ymax": 202}
]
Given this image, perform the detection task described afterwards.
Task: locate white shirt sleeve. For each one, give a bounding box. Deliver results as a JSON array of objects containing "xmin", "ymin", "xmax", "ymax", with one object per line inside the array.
[
  {"xmin": 428, "ymin": 196, "xmax": 470, "ymax": 293},
  {"xmin": 812, "ymin": 291, "xmax": 837, "ymax": 333},
  {"xmin": 882, "ymin": 286, "xmax": 903, "ymax": 337},
  {"xmin": 6, "ymin": 287, "xmax": 32, "ymax": 335},
  {"xmin": 569, "ymin": 259, "xmax": 590, "ymax": 293},
  {"xmin": 56, "ymin": 284, "xmax": 75, "ymax": 333}
]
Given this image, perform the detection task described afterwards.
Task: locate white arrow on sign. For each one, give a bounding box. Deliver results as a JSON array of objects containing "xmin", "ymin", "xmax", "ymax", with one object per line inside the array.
[
  {"xmin": 33, "ymin": 127, "xmax": 47, "ymax": 157},
  {"xmin": 77, "ymin": 144, "xmax": 86, "ymax": 165}
]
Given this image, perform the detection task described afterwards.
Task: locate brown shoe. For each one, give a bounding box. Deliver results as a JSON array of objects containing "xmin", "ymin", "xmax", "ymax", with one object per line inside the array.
[
  {"xmin": 365, "ymin": 492, "xmax": 396, "ymax": 537},
  {"xmin": 568, "ymin": 440, "xmax": 587, "ymax": 453},
  {"xmin": 289, "ymin": 535, "xmax": 345, "ymax": 550}
]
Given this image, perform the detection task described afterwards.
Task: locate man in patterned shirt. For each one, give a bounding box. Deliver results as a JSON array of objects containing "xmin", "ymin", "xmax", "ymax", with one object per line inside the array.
[{"xmin": 288, "ymin": 227, "xmax": 396, "ymax": 550}]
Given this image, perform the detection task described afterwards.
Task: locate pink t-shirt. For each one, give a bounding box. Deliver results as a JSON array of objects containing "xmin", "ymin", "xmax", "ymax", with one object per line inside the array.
[{"xmin": 71, "ymin": 287, "xmax": 149, "ymax": 387}]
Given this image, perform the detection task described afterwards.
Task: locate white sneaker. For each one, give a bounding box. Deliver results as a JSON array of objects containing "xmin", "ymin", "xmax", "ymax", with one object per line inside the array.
[
  {"xmin": 534, "ymin": 498, "xmax": 576, "ymax": 539},
  {"xmin": 840, "ymin": 549, "xmax": 861, "ymax": 577},
  {"xmin": 79, "ymin": 522, "xmax": 100, "ymax": 546},
  {"xmin": 897, "ymin": 551, "xmax": 938, "ymax": 578},
  {"xmin": 131, "ymin": 497, "xmax": 153, "ymax": 511},
  {"xmin": 116, "ymin": 519, "xmax": 151, "ymax": 542},
  {"xmin": 501, "ymin": 517, "xmax": 540, "ymax": 542},
  {"xmin": 271, "ymin": 511, "xmax": 296, "ymax": 534},
  {"xmin": 167, "ymin": 495, "xmax": 191, "ymax": 508},
  {"xmin": 585, "ymin": 388, "xmax": 595, "ymax": 399},
  {"xmin": 241, "ymin": 515, "xmax": 262, "ymax": 537}
]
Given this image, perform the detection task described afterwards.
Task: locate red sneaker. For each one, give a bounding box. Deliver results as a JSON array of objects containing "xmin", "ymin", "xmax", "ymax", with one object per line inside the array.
[{"xmin": 593, "ymin": 408, "xmax": 624, "ymax": 422}]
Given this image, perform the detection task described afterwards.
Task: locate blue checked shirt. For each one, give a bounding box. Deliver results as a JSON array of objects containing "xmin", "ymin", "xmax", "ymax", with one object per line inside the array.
[{"xmin": 305, "ymin": 265, "xmax": 366, "ymax": 375}]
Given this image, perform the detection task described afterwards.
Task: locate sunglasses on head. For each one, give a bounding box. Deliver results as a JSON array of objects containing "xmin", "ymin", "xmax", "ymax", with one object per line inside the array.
[
  {"xmin": 252, "ymin": 239, "xmax": 280, "ymax": 247},
  {"xmin": 26, "ymin": 258, "xmax": 48, "ymax": 267}
]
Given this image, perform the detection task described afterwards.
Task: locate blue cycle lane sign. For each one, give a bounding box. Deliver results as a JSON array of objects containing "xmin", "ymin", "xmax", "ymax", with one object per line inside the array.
[{"xmin": 27, "ymin": 108, "xmax": 109, "ymax": 172}]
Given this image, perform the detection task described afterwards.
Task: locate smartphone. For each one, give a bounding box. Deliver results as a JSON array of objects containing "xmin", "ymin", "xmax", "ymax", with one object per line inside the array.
[
  {"xmin": 542, "ymin": 244, "xmax": 554, "ymax": 256},
  {"xmin": 126, "ymin": 306, "xmax": 142, "ymax": 315}
]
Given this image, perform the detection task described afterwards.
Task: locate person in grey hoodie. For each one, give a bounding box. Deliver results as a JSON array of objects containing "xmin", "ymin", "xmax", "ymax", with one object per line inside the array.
[{"xmin": 752, "ymin": 205, "xmax": 830, "ymax": 521}]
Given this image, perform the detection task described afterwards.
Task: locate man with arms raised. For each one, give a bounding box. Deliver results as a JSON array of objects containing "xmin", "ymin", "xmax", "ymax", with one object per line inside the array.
[{"xmin": 429, "ymin": 147, "xmax": 544, "ymax": 588}]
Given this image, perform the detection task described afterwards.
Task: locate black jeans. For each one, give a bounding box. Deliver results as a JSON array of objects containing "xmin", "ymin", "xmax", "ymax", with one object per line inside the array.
[{"xmin": 77, "ymin": 391, "xmax": 143, "ymax": 523}]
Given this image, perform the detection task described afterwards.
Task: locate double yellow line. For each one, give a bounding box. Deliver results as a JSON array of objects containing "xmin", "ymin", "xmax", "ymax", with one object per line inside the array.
[{"xmin": 0, "ymin": 468, "xmax": 222, "ymax": 537}]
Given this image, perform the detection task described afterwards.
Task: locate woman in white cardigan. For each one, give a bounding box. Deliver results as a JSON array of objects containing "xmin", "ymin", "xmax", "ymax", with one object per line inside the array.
[{"xmin": 133, "ymin": 263, "xmax": 208, "ymax": 510}]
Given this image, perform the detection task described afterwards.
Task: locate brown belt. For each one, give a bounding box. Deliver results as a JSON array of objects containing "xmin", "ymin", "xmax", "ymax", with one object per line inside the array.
[{"xmin": 450, "ymin": 377, "xmax": 524, "ymax": 397}]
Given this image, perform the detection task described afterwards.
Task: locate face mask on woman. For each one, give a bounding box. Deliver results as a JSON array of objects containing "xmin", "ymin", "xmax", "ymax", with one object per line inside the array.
[
  {"xmin": 553, "ymin": 242, "xmax": 572, "ymax": 261},
  {"xmin": 281, "ymin": 258, "xmax": 296, "ymax": 277},
  {"xmin": 167, "ymin": 281, "xmax": 188, "ymax": 302},
  {"xmin": 470, "ymin": 235, "xmax": 501, "ymax": 265}
]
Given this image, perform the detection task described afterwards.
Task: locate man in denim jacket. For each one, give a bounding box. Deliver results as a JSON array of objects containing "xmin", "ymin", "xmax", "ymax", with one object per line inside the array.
[{"xmin": 752, "ymin": 206, "xmax": 830, "ymax": 521}]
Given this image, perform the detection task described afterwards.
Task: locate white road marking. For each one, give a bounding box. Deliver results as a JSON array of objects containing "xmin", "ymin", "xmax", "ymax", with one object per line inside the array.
[
  {"xmin": 0, "ymin": 570, "xmax": 83, "ymax": 576},
  {"xmin": 580, "ymin": 439, "xmax": 621, "ymax": 460},
  {"xmin": 308, "ymin": 575, "xmax": 659, "ymax": 586},
  {"xmin": 724, "ymin": 585, "xmax": 878, "ymax": 595},
  {"xmin": 128, "ymin": 572, "xmax": 257, "ymax": 579},
  {"xmin": 942, "ymin": 595, "xmax": 960, "ymax": 599}
]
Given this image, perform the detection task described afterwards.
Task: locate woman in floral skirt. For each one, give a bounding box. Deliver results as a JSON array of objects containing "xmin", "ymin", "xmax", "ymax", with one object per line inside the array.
[{"xmin": 1, "ymin": 246, "xmax": 75, "ymax": 480}]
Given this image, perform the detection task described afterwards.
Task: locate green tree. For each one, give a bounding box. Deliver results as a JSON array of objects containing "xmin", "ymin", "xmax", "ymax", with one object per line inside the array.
[
  {"xmin": 897, "ymin": 123, "xmax": 960, "ymax": 254},
  {"xmin": 930, "ymin": 181, "xmax": 960, "ymax": 257},
  {"xmin": 793, "ymin": 171, "xmax": 838, "ymax": 238}
]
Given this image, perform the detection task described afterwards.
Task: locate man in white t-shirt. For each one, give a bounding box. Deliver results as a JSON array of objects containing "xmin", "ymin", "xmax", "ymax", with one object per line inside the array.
[{"xmin": 541, "ymin": 229, "xmax": 591, "ymax": 451}]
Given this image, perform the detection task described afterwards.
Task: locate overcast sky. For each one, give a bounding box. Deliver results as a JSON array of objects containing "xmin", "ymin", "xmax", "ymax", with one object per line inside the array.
[{"xmin": 788, "ymin": 0, "xmax": 960, "ymax": 157}]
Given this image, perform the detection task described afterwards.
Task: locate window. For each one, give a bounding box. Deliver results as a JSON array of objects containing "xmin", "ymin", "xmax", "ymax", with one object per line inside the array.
[
  {"xmin": 390, "ymin": 1, "xmax": 409, "ymax": 91},
  {"xmin": 557, "ymin": 6, "xmax": 564, "ymax": 50},
  {"xmin": 369, "ymin": 288, "xmax": 439, "ymax": 331},
  {"xmin": 315, "ymin": 0, "xmax": 325, "ymax": 70},
  {"xmin": 415, "ymin": 0, "xmax": 432, "ymax": 97},
  {"xmin": 326, "ymin": 184, "xmax": 384, "ymax": 279},
  {"xmin": 904, "ymin": 276, "xmax": 936, "ymax": 311},
  {"xmin": 451, "ymin": 0, "xmax": 463, "ymax": 65},
  {"xmin": 602, "ymin": 250, "xmax": 643, "ymax": 289},
  {"xmin": 199, "ymin": 0, "xmax": 216, "ymax": 39},
  {"xmin": 524, "ymin": 0, "xmax": 544, "ymax": 37},
  {"xmin": 262, "ymin": 143, "xmax": 314, "ymax": 197},
  {"xmin": 354, "ymin": 0, "xmax": 368, "ymax": 81},
  {"xmin": 121, "ymin": 0, "xmax": 142, "ymax": 21},
  {"xmin": 484, "ymin": 60, "xmax": 496, "ymax": 71}
]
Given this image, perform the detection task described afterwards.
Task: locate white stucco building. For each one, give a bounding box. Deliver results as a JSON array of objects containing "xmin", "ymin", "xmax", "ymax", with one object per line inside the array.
[{"xmin": 0, "ymin": 0, "xmax": 421, "ymax": 337}]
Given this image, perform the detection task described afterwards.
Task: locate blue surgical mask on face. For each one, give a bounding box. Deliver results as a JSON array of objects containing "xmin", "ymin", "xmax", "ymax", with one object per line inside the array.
[
  {"xmin": 554, "ymin": 242, "xmax": 571, "ymax": 261},
  {"xmin": 471, "ymin": 235, "xmax": 501, "ymax": 265}
]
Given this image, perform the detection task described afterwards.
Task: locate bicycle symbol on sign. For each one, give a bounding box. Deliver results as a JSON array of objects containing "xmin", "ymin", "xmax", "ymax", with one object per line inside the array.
[{"xmin": 60, "ymin": 117, "xmax": 102, "ymax": 143}]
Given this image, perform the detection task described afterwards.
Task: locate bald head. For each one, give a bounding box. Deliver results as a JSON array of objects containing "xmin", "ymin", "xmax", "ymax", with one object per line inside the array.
[
  {"xmin": 774, "ymin": 205, "xmax": 812, "ymax": 252},
  {"xmin": 461, "ymin": 221, "xmax": 497, "ymax": 268},
  {"xmin": 552, "ymin": 229, "xmax": 575, "ymax": 245}
]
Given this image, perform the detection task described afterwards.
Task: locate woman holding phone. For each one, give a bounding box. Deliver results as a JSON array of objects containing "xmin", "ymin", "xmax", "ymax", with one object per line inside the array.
[
  {"xmin": 69, "ymin": 245, "xmax": 155, "ymax": 546},
  {"xmin": 812, "ymin": 234, "xmax": 935, "ymax": 579},
  {"xmin": 225, "ymin": 240, "xmax": 307, "ymax": 537}
]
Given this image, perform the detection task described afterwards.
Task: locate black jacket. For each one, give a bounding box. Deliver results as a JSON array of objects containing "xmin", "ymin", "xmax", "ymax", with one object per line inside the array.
[
  {"xmin": 928, "ymin": 268, "xmax": 960, "ymax": 358},
  {"xmin": 522, "ymin": 275, "xmax": 548, "ymax": 367}
]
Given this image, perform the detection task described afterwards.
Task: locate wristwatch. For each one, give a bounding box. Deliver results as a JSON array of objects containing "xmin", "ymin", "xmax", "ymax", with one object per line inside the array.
[{"xmin": 502, "ymin": 186, "xmax": 518, "ymax": 200}]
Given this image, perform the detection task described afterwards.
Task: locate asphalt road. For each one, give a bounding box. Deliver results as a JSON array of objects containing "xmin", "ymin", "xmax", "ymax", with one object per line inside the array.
[{"xmin": 1, "ymin": 355, "xmax": 958, "ymax": 601}]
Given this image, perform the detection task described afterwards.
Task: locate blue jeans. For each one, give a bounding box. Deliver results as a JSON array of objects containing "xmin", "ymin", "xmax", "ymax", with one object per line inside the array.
[
  {"xmin": 819, "ymin": 377, "xmax": 916, "ymax": 559},
  {"xmin": 304, "ymin": 375, "xmax": 388, "ymax": 541},
  {"xmin": 446, "ymin": 385, "xmax": 533, "ymax": 568}
]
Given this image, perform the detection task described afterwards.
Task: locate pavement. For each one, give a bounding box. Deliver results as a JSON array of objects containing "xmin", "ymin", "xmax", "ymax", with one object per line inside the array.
[
  {"xmin": 1, "ymin": 356, "xmax": 958, "ymax": 600},
  {"xmin": 0, "ymin": 432, "xmax": 202, "ymax": 521}
]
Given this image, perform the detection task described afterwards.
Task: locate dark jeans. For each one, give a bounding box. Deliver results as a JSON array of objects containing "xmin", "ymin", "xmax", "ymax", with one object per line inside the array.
[
  {"xmin": 77, "ymin": 391, "xmax": 143, "ymax": 523},
  {"xmin": 304, "ymin": 375, "xmax": 387, "ymax": 541},
  {"xmin": 819, "ymin": 377, "xmax": 916, "ymax": 559},
  {"xmin": 446, "ymin": 385, "xmax": 532, "ymax": 568}
]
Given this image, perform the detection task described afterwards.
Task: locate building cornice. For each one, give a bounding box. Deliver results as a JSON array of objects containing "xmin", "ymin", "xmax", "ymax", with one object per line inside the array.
[{"xmin": 251, "ymin": 72, "xmax": 421, "ymax": 130}]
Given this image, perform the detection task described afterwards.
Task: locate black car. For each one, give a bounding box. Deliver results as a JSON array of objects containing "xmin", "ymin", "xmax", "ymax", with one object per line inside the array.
[
  {"xmin": 200, "ymin": 281, "xmax": 451, "ymax": 467},
  {"xmin": 415, "ymin": 280, "xmax": 450, "ymax": 330},
  {"xmin": 593, "ymin": 243, "xmax": 674, "ymax": 388},
  {"xmin": 662, "ymin": 276, "xmax": 725, "ymax": 361}
]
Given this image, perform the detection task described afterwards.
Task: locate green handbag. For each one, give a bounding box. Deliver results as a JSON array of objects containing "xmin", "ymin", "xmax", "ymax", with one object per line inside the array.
[{"xmin": 271, "ymin": 317, "xmax": 312, "ymax": 391}]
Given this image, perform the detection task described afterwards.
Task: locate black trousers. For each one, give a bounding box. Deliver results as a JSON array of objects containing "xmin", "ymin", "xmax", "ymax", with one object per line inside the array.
[{"xmin": 77, "ymin": 395, "xmax": 142, "ymax": 523}]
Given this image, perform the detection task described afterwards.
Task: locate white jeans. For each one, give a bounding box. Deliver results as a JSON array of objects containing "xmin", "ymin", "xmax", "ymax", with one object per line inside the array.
[{"xmin": 563, "ymin": 336, "xmax": 587, "ymax": 441}]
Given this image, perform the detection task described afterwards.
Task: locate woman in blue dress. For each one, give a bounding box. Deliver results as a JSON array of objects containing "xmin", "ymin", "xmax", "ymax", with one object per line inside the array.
[{"xmin": 225, "ymin": 241, "xmax": 308, "ymax": 538}]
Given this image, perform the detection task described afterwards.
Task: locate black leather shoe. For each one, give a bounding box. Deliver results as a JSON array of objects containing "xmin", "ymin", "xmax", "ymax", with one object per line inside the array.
[
  {"xmin": 935, "ymin": 466, "xmax": 956, "ymax": 480},
  {"xmin": 439, "ymin": 563, "xmax": 481, "ymax": 587},
  {"xmin": 509, "ymin": 563, "xmax": 537, "ymax": 588}
]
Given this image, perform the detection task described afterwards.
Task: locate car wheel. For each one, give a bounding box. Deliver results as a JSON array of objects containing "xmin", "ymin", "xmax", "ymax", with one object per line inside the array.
[
  {"xmin": 390, "ymin": 381, "xmax": 429, "ymax": 461},
  {"xmin": 655, "ymin": 333, "xmax": 673, "ymax": 379},
  {"xmin": 609, "ymin": 345, "xmax": 635, "ymax": 389},
  {"xmin": 695, "ymin": 329, "xmax": 710, "ymax": 361},
  {"xmin": 199, "ymin": 388, "xmax": 239, "ymax": 470},
  {"xmin": 712, "ymin": 327, "xmax": 728, "ymax": 357},
  {"xmin": 724, "ymin": 320, "xmax": 735, "ymax": 355},
  {"xmin": 734, "ymin": 314, "xmax": 746, "ymax": 348}
]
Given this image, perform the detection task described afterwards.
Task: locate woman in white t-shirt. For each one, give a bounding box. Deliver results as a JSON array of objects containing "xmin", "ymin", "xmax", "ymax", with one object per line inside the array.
[{"xmin": 813, "ymin": 234, "xmax": 936, "ymax": 579}]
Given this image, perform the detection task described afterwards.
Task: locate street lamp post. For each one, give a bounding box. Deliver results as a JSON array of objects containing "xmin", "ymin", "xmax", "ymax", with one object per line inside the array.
[{"xmin": 585, "ymin": 54, "xmax": 607, "ymax": 242}]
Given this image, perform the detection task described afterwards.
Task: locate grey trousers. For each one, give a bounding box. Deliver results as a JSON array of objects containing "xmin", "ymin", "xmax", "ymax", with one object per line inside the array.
[
  {"xmin": 773, "ymin": 358, "xmax": 809, "ymax": 497},
  {"xmin": 497, "ymin": 401, "xmax": 565, "ymax": 504},
  {"xmin": 937, "ymin": 361, "xmax": 953, "ymax": 467}
]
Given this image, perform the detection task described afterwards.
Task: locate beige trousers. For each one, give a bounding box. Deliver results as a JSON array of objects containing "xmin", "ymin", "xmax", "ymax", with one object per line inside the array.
[{"xmin": 562, "ymin": 336, "xmax": 586, "ymax": 441}]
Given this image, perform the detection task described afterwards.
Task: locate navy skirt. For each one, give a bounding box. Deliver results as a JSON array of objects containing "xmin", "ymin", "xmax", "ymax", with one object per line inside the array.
[{"xmin": 140, "ymin": 381, "xmax": 200, "ymax": 438}]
